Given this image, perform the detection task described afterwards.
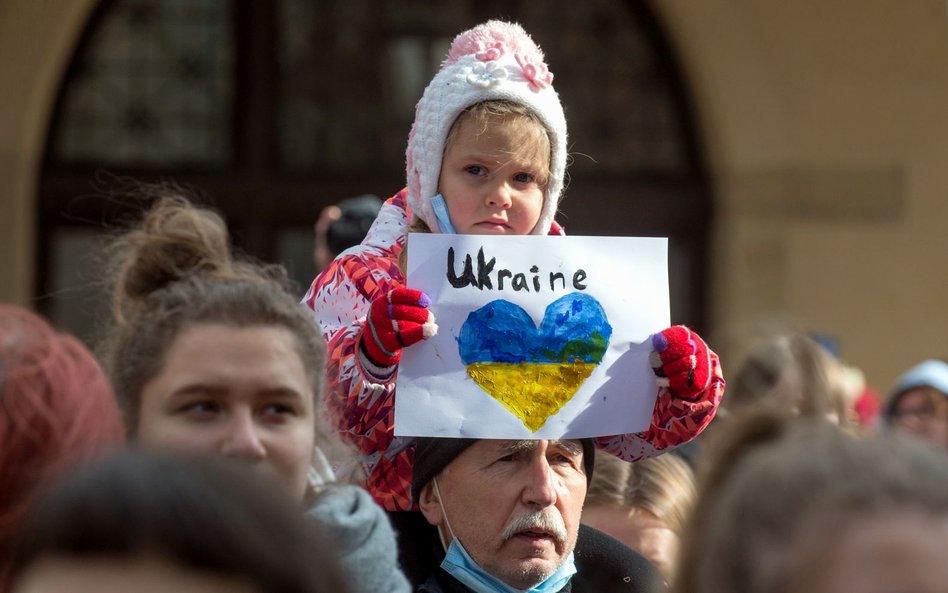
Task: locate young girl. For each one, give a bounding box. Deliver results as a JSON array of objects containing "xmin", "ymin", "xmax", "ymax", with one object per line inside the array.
[{"xmin": 304, "ymin": 20, "xmax": 725, "ymax": 514}]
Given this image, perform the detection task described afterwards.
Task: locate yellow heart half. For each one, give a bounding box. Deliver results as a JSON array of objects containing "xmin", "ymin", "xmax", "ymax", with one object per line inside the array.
[{"xmin": 466, "ymin": 361, "xmax": 598, "ymax": 431}]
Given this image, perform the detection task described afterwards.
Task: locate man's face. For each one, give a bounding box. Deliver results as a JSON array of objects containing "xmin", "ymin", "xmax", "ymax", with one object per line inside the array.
[{"xmin": 419, "ymin": 439, "xmax": 587, "ymax": 589}]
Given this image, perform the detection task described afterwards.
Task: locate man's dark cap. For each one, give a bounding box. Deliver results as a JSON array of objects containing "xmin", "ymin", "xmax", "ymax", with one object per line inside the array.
[{"xmin": 411, "ymin": 437, "xmax": 596, "ymax": 504}]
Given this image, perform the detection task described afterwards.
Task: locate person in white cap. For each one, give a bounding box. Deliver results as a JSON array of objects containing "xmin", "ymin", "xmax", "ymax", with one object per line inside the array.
[
  {"xmin": 301, "ymin": 21, "xmax": 725, "ymax": 533},
  {"xmin": 883, "ymin": 359, "xmax": 948, "ymax": 449}
]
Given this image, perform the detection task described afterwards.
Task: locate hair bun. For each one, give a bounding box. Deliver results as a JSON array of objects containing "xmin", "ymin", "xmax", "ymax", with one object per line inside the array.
[{"xmin": 115, "ymin": 195, "xmax": 232, "ymax": 314}]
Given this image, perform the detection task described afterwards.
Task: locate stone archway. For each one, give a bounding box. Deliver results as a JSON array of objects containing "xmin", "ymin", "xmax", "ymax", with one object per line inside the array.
[{"xmin": 0, "ymin": 0, "xmax": 98, "ymax": 306}]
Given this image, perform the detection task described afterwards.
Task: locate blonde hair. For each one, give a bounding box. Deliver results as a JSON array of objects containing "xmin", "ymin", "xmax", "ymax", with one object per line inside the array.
[
  {"xmin": 626, "ymin": 455, "xmax": 697, "ymax": 535},
  {"xmin": 583, "ymin": 451, "xmax": 630, "ymax": 508},
  {"xmin": 585, "ymin": 453, "xmax": 697, "ymax": 535},
  {"xmin": 443, "ymin": 99, "xmax": 552, "ymax": 188}
]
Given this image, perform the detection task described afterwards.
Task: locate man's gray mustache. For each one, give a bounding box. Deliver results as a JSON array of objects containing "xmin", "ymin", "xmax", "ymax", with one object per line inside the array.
[{"xmin": 501, "ymin": 510, "xmax": 567, "ymax": 543}]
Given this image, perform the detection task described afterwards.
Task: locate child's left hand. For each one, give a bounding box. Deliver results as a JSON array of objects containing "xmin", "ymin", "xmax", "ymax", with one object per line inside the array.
[{"xmin": 649, "ymin": 325, "xmax": 712, "ymax": 400}]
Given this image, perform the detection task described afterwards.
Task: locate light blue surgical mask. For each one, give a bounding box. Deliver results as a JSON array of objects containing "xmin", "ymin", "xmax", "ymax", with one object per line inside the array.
[
  {"xmin": 433, "ymin": 478, "xmax": 577, "ymax": 593},
  {"xmin": 442, "ymin": 538, "xmax": 576, "ymax": 593},
  {"xmin": 430, "ymin": 194, "xmax": 457, "ymax": 234}
]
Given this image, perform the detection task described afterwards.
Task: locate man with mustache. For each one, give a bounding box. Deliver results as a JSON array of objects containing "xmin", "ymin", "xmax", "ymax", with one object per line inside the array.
[{"xmin": 409, "ymin": 438, "xmax": 663, "ymax": 592}]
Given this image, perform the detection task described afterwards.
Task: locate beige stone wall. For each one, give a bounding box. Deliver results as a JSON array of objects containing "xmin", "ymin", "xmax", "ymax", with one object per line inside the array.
[
  {"xmin": 0, "ymin": 0, "xmax": 96, "ymax": 306},
  {"xmin": 654, "ymin": 0, "xmax": 948, "ymax": 392},
  {"xmin": 0, "ymin": 0, "xmax": 945, "ymax": 393}
]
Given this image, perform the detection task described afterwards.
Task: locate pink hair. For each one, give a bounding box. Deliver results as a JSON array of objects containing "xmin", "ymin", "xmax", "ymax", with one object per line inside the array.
[{"xmin": 0, "ymin": 306, "xmax": 125, "ymax": 552}]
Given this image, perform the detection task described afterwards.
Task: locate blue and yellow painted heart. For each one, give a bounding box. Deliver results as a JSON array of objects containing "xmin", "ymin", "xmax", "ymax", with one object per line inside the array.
[{"xmin": 457, "ymin": 292, "xmax": 612, "ymax": 431}]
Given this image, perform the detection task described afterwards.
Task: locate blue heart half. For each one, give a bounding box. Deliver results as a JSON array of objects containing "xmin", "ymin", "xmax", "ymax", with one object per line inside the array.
[{"xmin": 457, "ymin": 292, "xmax": 612, "ymax": 431}]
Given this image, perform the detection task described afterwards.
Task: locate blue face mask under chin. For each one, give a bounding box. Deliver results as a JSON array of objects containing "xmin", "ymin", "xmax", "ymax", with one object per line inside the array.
[
  {"xmin": 433, "ymin": 477, "xmax": 576, "ymax": 593},
  {"xmin": 430, "ymin": 194, "xmax": 457, "ymax": 234},
  {"xmin": 440, "ymin": 537, "xmax": 576, "ymax": 593}
]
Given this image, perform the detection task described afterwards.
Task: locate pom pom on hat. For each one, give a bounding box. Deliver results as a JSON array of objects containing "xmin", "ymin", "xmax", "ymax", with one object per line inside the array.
[
  {"xmin": 406, "ymin": 21, "xmax": 568, "ymax": 236},
  {"xmin": 444, "ymin": 21, "xmax": 548, "ymax": 66}
]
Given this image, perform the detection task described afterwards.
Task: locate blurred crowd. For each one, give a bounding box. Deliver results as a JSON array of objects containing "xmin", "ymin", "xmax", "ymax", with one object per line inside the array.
[{"xmin": 3, "ymin": 189, "xmax": 945, "ymax": 593}]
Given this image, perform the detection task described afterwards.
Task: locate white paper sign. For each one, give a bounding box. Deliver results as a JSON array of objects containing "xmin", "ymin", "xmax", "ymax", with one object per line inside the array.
[{"xmin": 394, "ymin": 234, "xmax": 669, "ymax": 439}]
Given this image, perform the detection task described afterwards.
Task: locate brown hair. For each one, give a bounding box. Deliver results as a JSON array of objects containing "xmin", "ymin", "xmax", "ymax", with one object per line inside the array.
[
  {"xmin": 102, "ymin": 190, "xmax": 326, "ymax": 439},
  {"xmin": 727, "ymin": 332, "xmax": 849, "ymax": 424},
  {"xmin": 673, "ymin": 410, "xmax": 948, "ymax": 593}
]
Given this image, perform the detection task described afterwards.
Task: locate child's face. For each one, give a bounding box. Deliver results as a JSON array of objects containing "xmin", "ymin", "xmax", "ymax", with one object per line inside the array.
[{"xmin": 438, "ymin": 115, "xmax": 545, "ymax": 235}]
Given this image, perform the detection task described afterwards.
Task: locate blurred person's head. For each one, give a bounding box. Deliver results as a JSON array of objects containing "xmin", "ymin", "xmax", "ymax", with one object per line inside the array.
[
  {"xmin": 583, "ymin": 453, "xmax": 696, "ymax": 579},
  {"xmin": 883, "ymin": 359, "xmax": 948, "ymax": 449},
  {"xmin": 841, "ymin": 364, "xmax": 883, "ymax": 428},
  {"xmin": 313, "ymin": 194, "xmax": 383, "ymax": 270},
  {"xmin": 0, "ymin": 305, "xmax": 124, "ymax": 576},
  {"xmin": 675, "ymin": 410, "xmax": 948, "ymax": 593},
  {"xmin": 412, "ymin": 438, "xmax": 593, "ymax": 591},
  {"xmin": 103, "ymin": 191, "xmax": 344, "ymax": 504},
  {"xmin": 727, "ymin": 332, "xmax": 849, "ymax": 424},
  {"xmin": 8, "ymin": 450, "xmax": 349, "ymax": 593}
]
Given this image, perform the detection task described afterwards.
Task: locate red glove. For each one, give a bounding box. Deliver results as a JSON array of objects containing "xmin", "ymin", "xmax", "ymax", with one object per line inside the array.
[
  {"xmin": 362, "ymin": 288, "xmax": 437, "ymax": 367},
  {"xmin": 650, "ymin": 325, "xmax": 712, "ymax": 400}
]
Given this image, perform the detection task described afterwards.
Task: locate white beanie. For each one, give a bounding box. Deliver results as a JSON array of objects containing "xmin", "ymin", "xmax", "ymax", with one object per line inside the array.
[{"xmin": 405, "ymin": 20, "xmax": 568, "ymax": 235}]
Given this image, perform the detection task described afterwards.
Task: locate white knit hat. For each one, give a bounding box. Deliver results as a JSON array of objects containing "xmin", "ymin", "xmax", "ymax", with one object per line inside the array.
[{"xmin": 405, "ymin": 20, "xmax": 568, "ymax": 235}]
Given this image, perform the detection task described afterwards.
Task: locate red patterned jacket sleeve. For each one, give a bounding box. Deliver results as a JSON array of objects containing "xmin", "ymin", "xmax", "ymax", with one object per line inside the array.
[
  {"xmin": 302, "ymin": 191, "xmax": 417, "ymax": 511},
  {"xmin": 307, "ymin": 252, "xmax": 402, "ymax": 447},
  {"xmin": 594, "ymin": 350, "xmax": 725, "ymax": 460}
]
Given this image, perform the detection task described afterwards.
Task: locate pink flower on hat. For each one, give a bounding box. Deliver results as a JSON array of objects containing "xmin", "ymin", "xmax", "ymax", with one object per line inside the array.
[
  {"xmin": 475, "ymin": 41, "xmax": 505, "ymax": 62},
  {"xmin": 515, "ymin": 53, "xmax": 553, "ymax": 91}
]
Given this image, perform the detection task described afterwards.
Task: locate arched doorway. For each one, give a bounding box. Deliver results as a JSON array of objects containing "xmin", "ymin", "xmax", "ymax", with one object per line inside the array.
[{"xmin": 37, "ymin": 0, "xmax": 711, "ymax": 344}]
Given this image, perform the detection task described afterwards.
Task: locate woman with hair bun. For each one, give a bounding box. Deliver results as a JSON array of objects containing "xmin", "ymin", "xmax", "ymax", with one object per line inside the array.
[
  {"xmin": 0, "ymin": 305, "xmax": 125, "ymax": 587},
  {"xmin": 101, "ymin": 187, "xmax": 409, "ymax": 593}
]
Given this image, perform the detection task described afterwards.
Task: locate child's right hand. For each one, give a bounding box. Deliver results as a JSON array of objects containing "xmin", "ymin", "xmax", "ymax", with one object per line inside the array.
[{"xmin": 362, "ymin": 288, "xmax": 438, "ymax": 367}]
